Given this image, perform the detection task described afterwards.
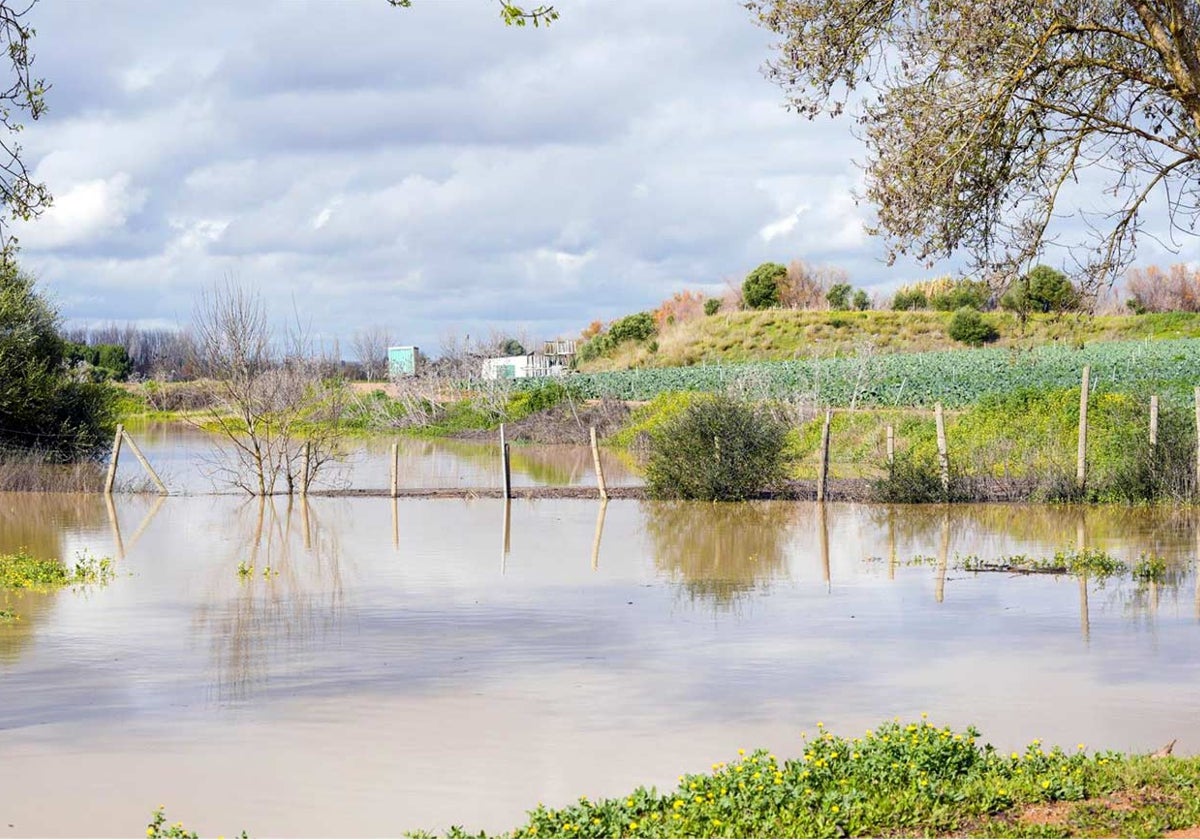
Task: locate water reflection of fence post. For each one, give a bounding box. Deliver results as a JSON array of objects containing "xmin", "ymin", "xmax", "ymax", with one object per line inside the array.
[
  {"xmin": 590, "ymin": 426, "xmax": 608, "ymax": 500},
  {"xmin": 817, "ymin": 409, "xmax": 832, "ymax": 502},
  {"xmin": 104, "ymin": 493, "xmax": 125, "ymax": 560},
  {"xmin": 935, "ymin": 511, "xmax": 948, "ymax": 603},
  {"xmin": 934, "ymin": 403, "xmax": 949, "ymax": 495},
  {"xmin": 1077, "ymin": 509, "xmax": 1089, "ymax": 641},
  {"xmin": 888, "ymin": 507, "xmax": 896, "ymax": 580},
  {"xmin": 590, "ymin": 499, "xmax": 608, "ymax": 571},
  {"xmin": 819, "ymin": 502, "xmax": 830, "ymax": 591},
  {"xmin": 1077, "ymin": 366, "xmax": 1090, "ymax": 491},
  {"xmin": 391, "ymin": 497, "xmax": 399, "ymax": 550},
  {"xmin": 500, "ymin": 499, "xmax": 512, "ymax": 572},
  {"xmin": 104, "ymin": 424, "xmax": 123, "ymax": 495}
]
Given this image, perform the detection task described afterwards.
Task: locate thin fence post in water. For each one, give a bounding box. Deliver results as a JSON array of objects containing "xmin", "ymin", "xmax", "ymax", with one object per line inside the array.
[
  {"xmin": 301, "ymin": 440, "xmax": 312, "ymax": 496},
  {"xmin": 120, "ymin": 429, "xmax": 168, "ymax": 495},
  {"xmin": 817, "ymin": 408, "xmax": 832, "ymax": 502},
  {"xmin": 1077, "ymin": 366, "xmax": 1090, "ymax": 490},
  {"xmin": 934, "ymin": 403, "xmax": 949, "ymax": 496},
  {"xmin": 886, "ymin": 425, "xmax": 895, "ymax": 477},
  {"xmin": 1150, "ymin": 395, "xmax": 1159, "ymax": 448},
  {"xmin": 104, "ymin": 423, "xmax": 124, "ymax": 495},
  {"xmin": 590, "ymin": 426, "xmax": 608, "ymax": 500},
  {"xmin": 390, "ymin": 441, "xmax": 399, "ymax": 498},
  {"xmin": 499, "ymin": 423, "xmax": 511, "ymax": 500}
]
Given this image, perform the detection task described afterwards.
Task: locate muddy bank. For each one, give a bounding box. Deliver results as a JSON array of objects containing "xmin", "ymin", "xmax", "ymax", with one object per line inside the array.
[{"xmin": 308, "ymin": 478, "xmax": 1037, "ymax": 502}]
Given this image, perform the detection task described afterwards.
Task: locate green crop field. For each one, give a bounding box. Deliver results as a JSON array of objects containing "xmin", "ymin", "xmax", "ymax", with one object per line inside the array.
[{"xmin": 558, "ymin": 339, "xmax": 1200, "ymax": 407}]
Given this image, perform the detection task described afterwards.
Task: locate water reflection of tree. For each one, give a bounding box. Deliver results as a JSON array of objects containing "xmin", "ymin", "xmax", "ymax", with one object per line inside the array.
[
  {"xmin": 0, "ymin": 493, "xmax": 110, "ymax": 662},
  {"xmin": 193, "ymin": 496, "xmax": 346, "ymax": 703},
  {"xmin": 643, "ymin": 501, "xmax": 794, "ymax": 610},
  {"xmin": 870, "ymin": 504, "xmax": 1200, "ymax": 557}
]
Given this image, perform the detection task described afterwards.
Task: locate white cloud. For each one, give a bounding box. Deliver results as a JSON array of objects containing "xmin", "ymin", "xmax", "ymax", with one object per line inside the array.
[
  {"xmin": 20, "ymin": 173, "xmax": 145, "ymax": 250},
  {"xmin": 759, "ymin": 205, "xmax": 809, "ymax": 242}
]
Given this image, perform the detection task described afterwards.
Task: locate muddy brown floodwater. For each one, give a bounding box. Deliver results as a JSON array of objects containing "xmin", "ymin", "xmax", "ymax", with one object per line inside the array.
[{"xmin": 1, "ymin": 433, "xmax": 1199, "ymax": 837}]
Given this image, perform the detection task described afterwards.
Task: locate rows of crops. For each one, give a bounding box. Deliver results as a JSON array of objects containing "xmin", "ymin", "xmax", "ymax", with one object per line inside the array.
[{"xmin": 556, "ymin": 339, "xmax": 1200, "ymax": 407}]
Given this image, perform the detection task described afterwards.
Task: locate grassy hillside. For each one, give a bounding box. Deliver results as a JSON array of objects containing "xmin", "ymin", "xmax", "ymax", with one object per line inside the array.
[{"xmin": 578, "ymin": 310, "xmax": 1200, "ymax": 371}]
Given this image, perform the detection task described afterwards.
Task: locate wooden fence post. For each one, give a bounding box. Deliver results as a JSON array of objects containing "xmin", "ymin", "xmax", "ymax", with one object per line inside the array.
[
  {"xmin": 886, "ymin": 424, "xmax": 895, "ymax": 476},
  {"xmin": 499, "ymin": 423, "xmax": 512, "ymax": 500},
  {"xmin": 817, "ymin": 409, "xmax": 832, "ymax": 502},
  {"xmin": 589, "ymin": 426, "xmax": 608, "ymax": 500},
  {"xmin": 120, "ymin": 429, "xmax": 167, "ymax": 495},
  {"xmin": 1077, "ymin": 366, "xmax": 1090, "ymax": 490},
  {"xmin": 104, "ymin": 423, "xmax": 123, "ymax": 494},
  {"xmin": 390, "ymin": 441, "xmax": 399, "ymax": 498},
  {"xmin": 1195, "ymin": 387, "xmax": 1200, "ymax": 492},
  {"xmin": 301, "ymin": 440, "xmax": 312, "ymax": 496},
  {"xmin": 1150, "ymin": 395, "xmax": 1159, "ymax": 448},
  {"xmin": 934, "ymin": 403, "xmax": 950, "ymax": 495}
]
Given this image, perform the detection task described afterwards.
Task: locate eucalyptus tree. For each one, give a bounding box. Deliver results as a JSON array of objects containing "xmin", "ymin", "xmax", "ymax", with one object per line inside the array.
[{"xmin": 746, "ymin": 0, "xmax": 1200, "ymax": 292}]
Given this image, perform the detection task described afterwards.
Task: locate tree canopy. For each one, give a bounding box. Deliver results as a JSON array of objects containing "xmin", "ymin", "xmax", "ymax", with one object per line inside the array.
[
  {"xmin": 387, "ymin": 0, "xmax": 558, "ymax": 27},
  {"xmin": 0, "ymin": 1, "xmax": 49, "ymax": 256},
  {"xmin": 746, "ymin": 0, "xmax": 1200, "ymax": 292}
]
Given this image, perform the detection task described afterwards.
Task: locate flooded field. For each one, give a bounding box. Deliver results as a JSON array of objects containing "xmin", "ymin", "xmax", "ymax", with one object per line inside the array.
[{"xmin": 2, "ymin": 435, "xmax": 1200, "ymax": 837}]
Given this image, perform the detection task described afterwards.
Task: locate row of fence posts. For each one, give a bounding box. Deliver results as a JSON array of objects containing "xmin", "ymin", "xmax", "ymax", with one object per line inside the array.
[{"xmin": 816, "ymin": 365, "xmax": 1200, "ymax": 499}]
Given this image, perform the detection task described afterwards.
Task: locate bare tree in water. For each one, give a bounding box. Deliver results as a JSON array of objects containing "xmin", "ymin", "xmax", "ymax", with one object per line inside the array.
[{"xmin": 192, "ymin": 279, "xmax": 346, "ymax": 495}]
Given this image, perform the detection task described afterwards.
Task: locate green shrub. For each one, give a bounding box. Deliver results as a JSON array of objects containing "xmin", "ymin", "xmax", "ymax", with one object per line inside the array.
[
  {"xmin": 892, "ymin": 288, "xmax": 928, "ymax": 310},
  {"xmin": 1002, "ymin": 265, "xmax": 1080, "ymax": 315},
  {"xmin": 608, "ymin": 312, "xmax": 656, "ymax": 343},
  {"xmin": 852, "ymin": 289, "xmax": 870, "ymax": 311},
  {"xmin": 742, "ymin": 262, "xmax": 785, "ymax": 310},
  {"xmin": 930, "ymin": 279, "xmax": 990, "ymax": 311},
  {"xmin": 871, "ymin": 450, "xmax": 957, "ymax": 502},
  {"xmin": 499, "ymin": 338, "xmax": 525, "ymax": 356},
  {"xmin": 645, "ymin": 395, "xmax": 788, "ymax": 500},
  {"xmin": 826, "ymin": 282, "xmax": 852, "ymax": 310},
  {"xmin": 947, "ymin": 307, "xmax": 999, "ymax": 346},
  {"xmin": 703, "ymin": 298, "xmax": 721, "ymax": 316}
]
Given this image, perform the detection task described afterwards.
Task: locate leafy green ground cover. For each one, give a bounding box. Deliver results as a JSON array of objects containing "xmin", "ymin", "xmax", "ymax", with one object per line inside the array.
[
  {"xmin": 579, "ymin": 310, "xmax": 1200, "ymax": 371},
  {"xmin": 562, "ymin": 338, "xmax": 1200, "ymax": 406},
  {"xmin": 425, "ymin": 718, "xmax": 1200, "ymax": 838},
  {"xmin": 0, "ymin": 549, "xmax": 114, "ymax": 591},
  {"xmin": 146, "ymin": 719, "xmax": 1200, "ymax": 838}
]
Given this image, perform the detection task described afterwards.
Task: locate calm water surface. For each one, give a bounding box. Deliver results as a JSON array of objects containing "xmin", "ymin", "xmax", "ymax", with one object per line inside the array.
[{"xmin": 1, "ymin": 435, "xmax": 1199, "ymax": 837}]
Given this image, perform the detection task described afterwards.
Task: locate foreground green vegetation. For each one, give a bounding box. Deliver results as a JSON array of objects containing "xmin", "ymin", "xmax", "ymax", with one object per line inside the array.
[
  {"xmin": 0, "ymin": 264, "xmax": 120, "ymax": 459},
  {"xmin": 0, "ymin": 549, "xmax": 114, "ymax": 591},
  {"xmin": 142, "ymin": 719, "xmax": 1200, "ymax": 838}
]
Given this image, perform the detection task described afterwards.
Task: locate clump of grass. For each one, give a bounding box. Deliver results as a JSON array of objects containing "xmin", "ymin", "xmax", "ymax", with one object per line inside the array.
[
  {"xmin": 146, "ymin": 807, "xmax": 247, "ymax": 839},
  {"xmin": 237, "ymin": 561, "xmax": 254, "ymax": 579},
  {"xmin": 0, "ymin": 607, "xmax": 17, "ymax": 621},
  {"xmin": 1132, "ymin": 554, "xmax": 1168, "ymax": 583},
  {"xmin": 415, "ymin": 718, "xmax": 1200, "ymax": 838},
  {"xmin": 957, "ymin": 549, "xmax": 1127, "ymax": 579},
  {"xmin": 0, "ymin": 549, "xmax": 115, "ymax": 591}
]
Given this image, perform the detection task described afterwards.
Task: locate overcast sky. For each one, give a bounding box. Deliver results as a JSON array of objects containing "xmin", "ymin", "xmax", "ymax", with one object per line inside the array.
[{"xmin": 13, "ymin": 0, "xmax": 1200, "ymax": 357}]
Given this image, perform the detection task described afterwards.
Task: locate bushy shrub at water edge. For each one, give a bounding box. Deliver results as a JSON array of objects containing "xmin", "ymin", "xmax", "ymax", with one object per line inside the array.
[{"xmin": 645, "ymin": 395, "xmax": 788, "ymax": 500}]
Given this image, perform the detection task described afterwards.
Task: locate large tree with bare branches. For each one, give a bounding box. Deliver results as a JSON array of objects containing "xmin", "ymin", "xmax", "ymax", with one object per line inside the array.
[{"xmin": 746, "ymin": 0, "xmax": 1200, "ymax": 293}]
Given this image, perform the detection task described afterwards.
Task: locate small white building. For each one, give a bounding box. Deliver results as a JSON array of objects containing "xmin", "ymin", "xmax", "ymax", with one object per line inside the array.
[{"xmin": 481, "ymin": 352, "xmax": 568, "ymax": 380}]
